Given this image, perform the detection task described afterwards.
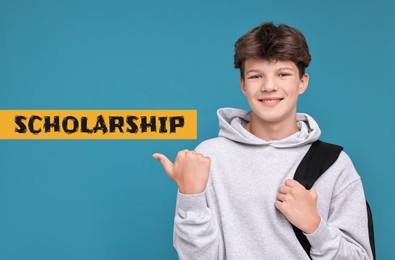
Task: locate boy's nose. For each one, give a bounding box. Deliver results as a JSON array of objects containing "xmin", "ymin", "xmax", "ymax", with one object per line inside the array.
[{"xmin": 260, "ymin": 77, "xmax": 278, "ymax": 92}]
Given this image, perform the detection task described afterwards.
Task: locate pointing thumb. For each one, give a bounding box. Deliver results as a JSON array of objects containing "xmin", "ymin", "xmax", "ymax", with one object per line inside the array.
[{"xmin": 152, "ymin": 153, "xmax": 174, "ymax": 178}]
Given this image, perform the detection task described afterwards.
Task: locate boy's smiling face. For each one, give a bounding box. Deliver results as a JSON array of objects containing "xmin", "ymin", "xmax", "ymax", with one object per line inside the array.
[{"xmin": 240, "ymin": 58, "xmax": 309, "ymax": 129}]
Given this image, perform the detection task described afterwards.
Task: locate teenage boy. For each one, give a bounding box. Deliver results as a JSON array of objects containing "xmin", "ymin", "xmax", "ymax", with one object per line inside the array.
[{"xmin": 153, "ymin": 22, "xmax": 373, "ymax": 259}]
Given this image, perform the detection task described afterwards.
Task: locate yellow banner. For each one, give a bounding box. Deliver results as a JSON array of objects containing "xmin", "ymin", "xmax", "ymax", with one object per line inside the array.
[{"xmin": 0, "ymin": 110, "xmax": 197, "ymax": 139}]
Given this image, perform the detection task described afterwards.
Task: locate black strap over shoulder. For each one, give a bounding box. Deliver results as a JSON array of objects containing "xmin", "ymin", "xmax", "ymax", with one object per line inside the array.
[
  {"xmin": 292, "ymin": 140, "xmax": 343, "ymax": 258},
  {"xmin": 367, "ymin": 202, "xmax": 376, "ymax": 260},
  {"xmin": 294, "ymin": 140, "xmax": 343, "ymax": 190}
]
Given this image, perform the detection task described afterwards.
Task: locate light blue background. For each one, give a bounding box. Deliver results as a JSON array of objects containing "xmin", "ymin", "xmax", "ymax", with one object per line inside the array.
[{"xmin": 1, "ymin": 0, "xmax": 394, "ymax": 259}]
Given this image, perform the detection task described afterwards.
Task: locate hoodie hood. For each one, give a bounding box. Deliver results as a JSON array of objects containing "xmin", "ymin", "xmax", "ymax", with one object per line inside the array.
[{"xmin": 217, "ymin": 107, "xmax": 321, "ymax": 148}]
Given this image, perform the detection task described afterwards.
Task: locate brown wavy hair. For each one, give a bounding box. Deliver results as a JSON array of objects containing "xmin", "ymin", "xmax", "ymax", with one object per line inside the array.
[{"xmin": 234, "ymin": 22, "xmax": 311, "ymax": 79}]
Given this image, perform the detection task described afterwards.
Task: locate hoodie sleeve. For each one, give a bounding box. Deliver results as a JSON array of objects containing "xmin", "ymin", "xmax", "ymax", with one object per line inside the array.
[
  {"xmin": 172, "ymin": 141, "xmax": 220, "ymax": 260},
  {"xmin": 173, "ymin": 190, "xmax": 219, "ymax": 260},
  {"xmin": 305, "ymin": 153, "xmax": 374, "ymax": 260}
]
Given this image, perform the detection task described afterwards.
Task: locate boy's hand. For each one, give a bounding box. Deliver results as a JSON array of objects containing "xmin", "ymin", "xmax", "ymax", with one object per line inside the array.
[
  {"xmin": 275, "ymin": 179, "xmax": 321, "ymax": 234},
  {"xmin": 153, "ymin": 150, "xmax": 211, "ymax": 194}
]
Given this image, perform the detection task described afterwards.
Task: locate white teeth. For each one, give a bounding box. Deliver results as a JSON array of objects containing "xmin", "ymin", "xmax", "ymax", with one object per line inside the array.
[{"xmin": 262, "ymin": 99, "xmax": 280, "ymax": 103}]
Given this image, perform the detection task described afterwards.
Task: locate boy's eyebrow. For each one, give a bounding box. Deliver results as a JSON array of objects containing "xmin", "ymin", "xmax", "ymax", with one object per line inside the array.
[
  {"xmin": 246, "ymin": 67, "xmax": 295, "ymax": 74},
  {"xmin": 277, "ymin": 66, "xmax": 295, "ymax": 71},
  {"xmin": 245, "ymin": 69, "xmax": 262, "ymax": 74}
]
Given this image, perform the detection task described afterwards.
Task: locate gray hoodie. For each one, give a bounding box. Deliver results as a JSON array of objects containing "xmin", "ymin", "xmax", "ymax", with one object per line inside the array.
[{"xmin": 174, "ymin": 108, "xmax": 373, "ymax": 260}]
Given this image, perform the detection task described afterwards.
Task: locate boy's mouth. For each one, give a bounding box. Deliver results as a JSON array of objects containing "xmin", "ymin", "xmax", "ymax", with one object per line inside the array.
[{"xmin": 258, "ymin": 98, "xmax": 284, "ymax": 103}]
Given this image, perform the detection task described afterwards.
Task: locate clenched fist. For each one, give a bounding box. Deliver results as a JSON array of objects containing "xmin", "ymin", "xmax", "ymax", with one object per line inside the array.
[{"xmin": 153, "ymin": 150, "xmax": 211, "ymax": 194}]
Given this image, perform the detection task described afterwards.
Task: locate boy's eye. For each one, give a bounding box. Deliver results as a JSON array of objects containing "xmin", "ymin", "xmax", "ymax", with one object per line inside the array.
[
  {"xmin": 278, "ymin": 73, "xmax": 291, "ymax": 78},
  {"xmin": 248, "ymin": 75, "xmax": 261, "ymax": 79}
]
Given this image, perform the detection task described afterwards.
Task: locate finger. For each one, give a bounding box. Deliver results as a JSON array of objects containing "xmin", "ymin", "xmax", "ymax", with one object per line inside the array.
[
  {"xmin": 277, "ymin": 193, "xmax": 286, "ymax": 202},
  {"xmin": 189, "ymin": 150, "xmax": 205, "ymax": 156},
  {"xmin": 309, "ymin": 187, "xmax": 318, "ymax": 199},
  {"xmin": 285, "ymin": 179, "xmax": 302, "ymax": 187},
  {"xmin": 176, "ymin": 149, "xmax": 189, "ymax": 158},
  {"xmin": 185, "ymin": 150, "xmax": 203, "ymax": 158},
  {"xmin": 278, "ymin": 185, "xmax": 292, "ymax": 194},
  {"xmin": 152, "ymin": 153, "xmax": 174, "ymax": 177},
  {"xmin": 274, "ymin": 200, "xmax": 283, "ymax": 211}
]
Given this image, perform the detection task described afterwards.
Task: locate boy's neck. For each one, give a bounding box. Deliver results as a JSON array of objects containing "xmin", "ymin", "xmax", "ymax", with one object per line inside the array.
[{"xmin": 244, "ymin": 114, "xmax": 299, "ymax": 141}]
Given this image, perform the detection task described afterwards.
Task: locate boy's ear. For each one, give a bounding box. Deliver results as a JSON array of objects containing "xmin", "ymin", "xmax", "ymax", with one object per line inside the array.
[
  {"xmin": 298, "ymin": 73, "xmax": 309, "ymax": 94},
  {"xmin": 240, "ymin": 76, "xmax": 247, "ymax": 96}
]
